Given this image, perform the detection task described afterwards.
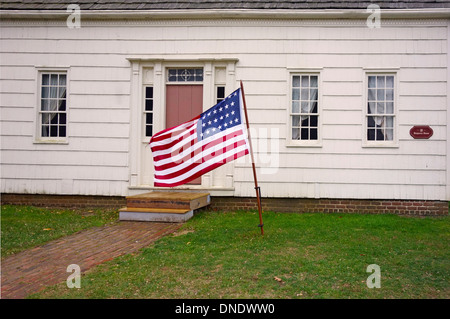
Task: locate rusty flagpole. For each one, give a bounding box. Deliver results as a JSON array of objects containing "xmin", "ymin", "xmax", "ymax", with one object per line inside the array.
[{"xmin": 240, "ymin": 80, "xmax": 264, "ymax": 235}]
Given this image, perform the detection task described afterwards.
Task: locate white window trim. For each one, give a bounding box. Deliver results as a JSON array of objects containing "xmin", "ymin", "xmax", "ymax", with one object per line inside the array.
[
  {"xmin": 34, "ymin": 66, "xmax": 70, "ymax": 144},
  {"xmin": 362, "ymin": 69, "xmax": 399, "ymax": 148},
  {"xmin": 286, "ymin": 69, "xmax": 322, "ymax": 148}
]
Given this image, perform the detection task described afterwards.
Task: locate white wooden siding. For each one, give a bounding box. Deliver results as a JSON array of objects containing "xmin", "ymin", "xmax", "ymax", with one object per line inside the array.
[{"xmin": 0, "ymin": 18, "xmax": 448, "ymax": 200}]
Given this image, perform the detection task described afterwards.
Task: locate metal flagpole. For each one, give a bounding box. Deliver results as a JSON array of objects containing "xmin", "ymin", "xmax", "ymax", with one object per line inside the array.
[{"xmin": 240, "ymin": 80, "xmax": 264, "ymax": 235}]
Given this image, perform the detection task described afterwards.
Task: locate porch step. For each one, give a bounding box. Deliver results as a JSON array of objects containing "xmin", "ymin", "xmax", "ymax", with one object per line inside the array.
[{"xmin": 119, "ymin": 191, "xmax": 210, "ymax": 223}]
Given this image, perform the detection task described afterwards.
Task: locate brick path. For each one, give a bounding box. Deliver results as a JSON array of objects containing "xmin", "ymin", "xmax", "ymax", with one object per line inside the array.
[{"xmin": 1, "ymin": 221, "xmax": 182, "ymax": 299}]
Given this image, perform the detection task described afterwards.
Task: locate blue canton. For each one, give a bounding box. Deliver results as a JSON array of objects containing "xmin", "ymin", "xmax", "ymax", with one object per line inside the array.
[{"xmin": 197, "ymin": 88, "xmax": 242, "ymax": 141}]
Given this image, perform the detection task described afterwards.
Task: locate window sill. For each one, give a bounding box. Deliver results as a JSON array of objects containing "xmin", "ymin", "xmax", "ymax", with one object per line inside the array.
[
  {"xmin": 34, "ymin": 139, "xmax": 69, "ymax": 145},
  {"xmin": 362, "ymin": 142, "xmax": 399, "ymax": 148},
  {"xmin": 286, "ymin": 141, "xmax": 322, "ymax": 148}
]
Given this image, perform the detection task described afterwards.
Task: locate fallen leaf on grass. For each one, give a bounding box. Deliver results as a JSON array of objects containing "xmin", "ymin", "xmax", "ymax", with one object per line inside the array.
[
  {"xmin": 274, "ymin": 276, "xmax": 284, "ymax": 284},
  {"xmin": 43, "ymin": 228, "xmax": 52, "ymax": 231}
]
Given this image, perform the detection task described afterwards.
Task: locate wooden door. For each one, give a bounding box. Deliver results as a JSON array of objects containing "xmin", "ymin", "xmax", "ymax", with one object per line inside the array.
[{"xmin": 165, "ymin": 85, "xmax": 203, "ymax": 185}]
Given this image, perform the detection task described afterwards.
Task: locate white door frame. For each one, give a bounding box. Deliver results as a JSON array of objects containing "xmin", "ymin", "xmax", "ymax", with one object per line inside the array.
[{"xmin": 127, "ymin": 57, "xmax": 239, "ymax": 195}]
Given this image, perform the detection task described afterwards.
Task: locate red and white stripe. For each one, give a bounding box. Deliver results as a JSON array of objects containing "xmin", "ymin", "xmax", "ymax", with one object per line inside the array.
[{"xmin": 149, "ymin": 116, "xmax": 249, "ymax": 187}]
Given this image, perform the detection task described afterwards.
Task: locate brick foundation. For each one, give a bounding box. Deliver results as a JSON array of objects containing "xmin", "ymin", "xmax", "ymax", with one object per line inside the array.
[
  {"xmin": 1, "ymin": 193, "xmax": 448, "ymax": 216},
  {"xmin": 208, "ymin": 197, "xmax": 449, "ymax": 216},
  {"xmin": 0, "ymin": 193, "xmax": 126, "ymax": 209}
]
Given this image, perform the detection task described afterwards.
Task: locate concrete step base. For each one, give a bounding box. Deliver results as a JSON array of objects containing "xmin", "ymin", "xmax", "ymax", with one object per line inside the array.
[{"xmin": 119, "ymin": 207, "xmax": 194, "ymax": 223}]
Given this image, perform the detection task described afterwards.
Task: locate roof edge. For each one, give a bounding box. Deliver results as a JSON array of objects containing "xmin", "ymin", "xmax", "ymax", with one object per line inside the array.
[{"xmin": 1, "ymin": 8, "xmax": 450, "ymax": 20}]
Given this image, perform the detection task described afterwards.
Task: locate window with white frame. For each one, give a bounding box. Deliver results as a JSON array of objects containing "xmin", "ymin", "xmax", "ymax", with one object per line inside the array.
[
  {"xmin": 290, "ymin": 74, "xmax": 319, "ymax": 141},
  {"xmin": 38, "ymin": 72, "xmax": 67, "ymax": 140},
  {"xmin": 366, "ymin": 74, "xmax": 395, "ymax": 142}
]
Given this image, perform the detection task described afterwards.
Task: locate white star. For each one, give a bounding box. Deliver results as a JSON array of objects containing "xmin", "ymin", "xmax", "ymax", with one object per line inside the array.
[
  {"xmin": 224, "ymin": 123, "xmax": 228, "ymax": 127},
  {"xmin": 206, "ymin": 129, "xmax": 210, "ymax": 134},
  {"xmin": 219, "ymin": 107, "xmax": 223, "ymax": 112},
  {"xmin": 220, "ymin": 116, "xmax": 224, "ymax": 120},
  {"xmin": 225, "ymin": 104, "xmax": 229, "ymax": 109},
  {"xmin": 225, "ymin": 113, "xmax": 229, "ymax": 118},
  {"xmin": 231, "ymin": 102, "xmax": 235, "ymax": 106},
  {"xmin": 218, "ymin": 125, "xmax": 222, "ymax": 130},
  {"xmin": 208, "ymin": 120, "xmax": 212, "ymax": 125},
  {"xmin": 213, "ymin": 109, "xmax": 217, "ymax": 114},
  {"xmin": 234, "ymin": 118, "xmax": 239, "ymax": 123},
  {"xmin": 214, "ymin": 118, "xmax": 218, "ymax": 123},
  {"xmin": 231, "ymin": 110, "xmax": 235, "ymax": 115},
  {"xmin": 202, "ymin": 115, "xmax": 206, "ymax": 120},
  {"xmin": 212, "ymin": 127, "xmax": 216, "ymax": 132},
  {"xmin": 229, "ymin": 120, "xmax": 233, "ymax": 125},
  {"xmin": 207, "ymin": 112, "xmax": 211, "ymax": 116},
  {"xmin": 202, "ymin": 122, "xmax": 206, "ymax": 127}
]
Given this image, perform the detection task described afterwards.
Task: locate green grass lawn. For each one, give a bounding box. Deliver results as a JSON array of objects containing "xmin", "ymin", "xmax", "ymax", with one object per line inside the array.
[
  {"xmin": 1, "ymin": 205, "xmax": 118, "ymax": 257},
  {"xmin": 27, "ymin": 210, "xmax": 449, "ymax": 299}
]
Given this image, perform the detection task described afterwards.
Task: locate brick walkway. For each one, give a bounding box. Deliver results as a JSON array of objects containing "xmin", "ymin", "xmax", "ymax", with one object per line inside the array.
[{"xmin": 1, "ymin": 221, "xmax": 182, "ymax": 299}]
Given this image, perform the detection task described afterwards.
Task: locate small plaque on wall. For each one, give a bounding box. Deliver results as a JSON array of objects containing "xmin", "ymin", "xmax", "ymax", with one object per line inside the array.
[{"xmin": 410, "ymin": 126, "xmax": 433, "ymax": 139}]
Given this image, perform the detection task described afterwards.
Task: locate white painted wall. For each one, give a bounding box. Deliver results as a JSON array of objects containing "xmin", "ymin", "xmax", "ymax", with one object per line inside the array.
[{"xmin": 0, "ymin": 17, "xmax": 448, "ymax": 200}]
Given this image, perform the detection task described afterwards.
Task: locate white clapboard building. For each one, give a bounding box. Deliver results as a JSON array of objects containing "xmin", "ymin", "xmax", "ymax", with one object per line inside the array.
[{"xmin": 1, "ymin": 1, "xmax": 449, "ymax": 212}]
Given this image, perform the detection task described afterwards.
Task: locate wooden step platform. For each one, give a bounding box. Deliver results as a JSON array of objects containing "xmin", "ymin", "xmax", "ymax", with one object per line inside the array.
[{"xmin": 119, "ymin": 191, "xmax": 210, "ymax": 223}]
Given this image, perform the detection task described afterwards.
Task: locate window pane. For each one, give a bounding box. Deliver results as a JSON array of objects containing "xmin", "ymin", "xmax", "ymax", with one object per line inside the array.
[
  {"xmin": 386, "ymin": 76, "xmax": 394, "ymax": 88},
  {"xmin": 310, "ymin": 115, "xmax": 318, "ymax": 127},
  {"xmin": 42, "ymin": 74, "xmax": 49, "ymax": 85},
  {"xmin": 377, "ymin": 102, "xmax": 385, "ymax": 114},
  {"xmin": 386, "ymin": 89, "xmax": 394, "ymax": 101},
  {"xmin": 59, "ymin": 87, "xmax": 66, "ymax": 98},
  {"xmin": 385, "ymin": 129, "xmax": 393, "ymax": 141},
  {"xmin": 217, "ymin": 86, "xmax": 225, "ymax": 99},
  {"xmin": 301, "ymin": 128, "xmax": 309, "ymax": 140},
  {"xmin": 146, "ymin": 86, "xmax": 153, "ymax": 98},
  {"xmin": 292, "ymin": 128, "xmax": 300, "ymax": 140},
  {"xmin": 292, "ymin": 76, "xmax": 300, "ymax": 87},
  {"xmin": 310, "ymin": 76, "xmax": 318, "ymax": 88},
  {"xmin": 50, "ymin": 113, "xmax": 58, "ymax": 125},
  {"xmin": 386, "ymin": 116, "xmax": 394, "ymax": 128},
  {"xmin": 50, "ymin": 74, "xmax": 58, "ymax": 86},
  {"xmin": 42, "ymin": 113, "xmax": 50, "ymax": 124},
  {"xmin": 145, "ymin": 99, "xmax": 153, "ymax": 111},
  {"xmin": 50, "ymin": 86, "xmax": 57, "ymax": 99},
  {"xmin": 292, "ymin": 101, "xmax": 300, "ymax": 113},
  {"xmin": 292, "ymin": 115, "xmax": 301, "ymax": 127},
  {"xmin": 301, "ymin": 101, "xmax": 309, "ymax": 114},
  {"xmin": 302, "ymin": 116, "xmax": 310, "ymax": 126},
  {"xmin": 50, "ymin": 125, "xmax": 58, "ymax": 137},
  {"xmin": 368, "ymin": 76, "xmax": 376, "ymax": 88},
  {"xmin": 377, "ymin": 89, "xmax": 385, "ymax": 101},
  {"xmin": 310, "ymin": 88, "xmax": 318, "ymax": 101},
  {"xmin": 146, "ymin": 113, "xmax": 153, "ymax": 125},
  {"xmin": 41, "ymin": 99, "xmax": 49, "ymax": 111},
  {"xmin": 301, "ymin": 76, "xmax": 309, "ymax": 87},
  {"xmin": 368, "ymin": 102, "xmax": 375, "ymax": 114},
  {"xmin": 301, "ymin": 88, "xmax": 309, "ymax": 100},
  {"xmin": 59, "ymin": 74, "xmax": 66, "ymax": 86},
  {"xmin": 59, "ymin": 125, "xmax": 66, "ymax": 137},
  {"xmin": 310, "ymin": 128, "xmax": 318, "ymax": 140},
  {"xmin": 292, "ymin": 88, "xmax": 300, "ymax": 100},
  {"xmin": 377, "ymin": 76, "xmax": 385, "ymax": 88},
  {"xmin": 386, "ymin": 102, "xmax": 393, "ymax": 114},
  {"xmin": 58, "ymin": 99, "xmax": 66, "ymax": 111},
  {"xmin": 59, "ymin": 113, "xmax": 66, "ymax": 125},
  {"xmin": 42, "ymin": 125, "xmax": 50, "ymax": 137},
  {"xmin": 368, "ymin": 89, "xmax": 375, "ymax": 101},
  {"xmin": 41, "ymin": 86, "xmax": 49, "ymax": 99},
  {"xmin": 146, "ymin": 125, "xmax": 153, "ymax": 137}
]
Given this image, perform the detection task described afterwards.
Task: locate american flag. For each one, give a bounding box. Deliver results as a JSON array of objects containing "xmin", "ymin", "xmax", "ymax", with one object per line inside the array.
[{"xmin": 149, "ymin": 88, "xmax": 250, "ymax": 187}]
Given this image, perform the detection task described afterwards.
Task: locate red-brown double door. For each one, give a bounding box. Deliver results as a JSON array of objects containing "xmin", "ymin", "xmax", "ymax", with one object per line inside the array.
[{"xmin": 165, "ymin": 85, "xmax": 203, "ymax": 185}]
